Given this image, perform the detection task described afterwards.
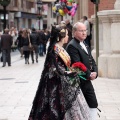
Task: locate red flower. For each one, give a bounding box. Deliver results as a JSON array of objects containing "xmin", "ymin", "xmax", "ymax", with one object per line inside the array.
[{"xmin": 72, "ymin": 62, "xmax": 87, "ymax": 72}]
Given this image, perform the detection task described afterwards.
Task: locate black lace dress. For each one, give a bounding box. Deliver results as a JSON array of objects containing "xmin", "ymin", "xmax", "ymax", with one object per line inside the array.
[{"xmin": 28, "ymin": 46, "xmax": 91, "ymax": 120}]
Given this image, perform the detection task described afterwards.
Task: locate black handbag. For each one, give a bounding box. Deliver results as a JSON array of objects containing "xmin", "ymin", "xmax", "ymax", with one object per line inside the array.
[{"xmin": 1, "ymin": 55, "xmax": 3, "ymax": 62}]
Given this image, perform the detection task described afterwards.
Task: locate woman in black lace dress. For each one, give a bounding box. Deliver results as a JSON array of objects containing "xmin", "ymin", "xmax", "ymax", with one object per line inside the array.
[{"xmin": 28, "ymin": 24, "xmax": 91, "ymax": 120}]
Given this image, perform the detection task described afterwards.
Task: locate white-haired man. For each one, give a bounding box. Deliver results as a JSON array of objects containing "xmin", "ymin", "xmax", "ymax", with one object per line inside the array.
[{"xmin": 66, "ymin": 22, "xmax": 98, "ymax": 120}]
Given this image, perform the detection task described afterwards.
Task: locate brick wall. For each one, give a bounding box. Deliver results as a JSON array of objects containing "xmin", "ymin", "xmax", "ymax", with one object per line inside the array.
[
  {"xmin": 88, "ymin": 0, "xmax": 116, "ymax": 17},
  {"xmin": 88, "ymin": 0, "xmax": 95, "ymax": 18}
]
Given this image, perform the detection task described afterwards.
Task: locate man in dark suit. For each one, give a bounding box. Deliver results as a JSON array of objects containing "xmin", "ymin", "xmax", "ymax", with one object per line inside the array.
[
  {"xmin": 30, "ymin": 28, "xmax": 39, "ymax": 63},
  {"xmin": 66, "ymin": 22, "xmax": 98, "ymax": 119},
  {"xmin": 1, "ymin": 28, "xmax": 13, "ymax": 67}
]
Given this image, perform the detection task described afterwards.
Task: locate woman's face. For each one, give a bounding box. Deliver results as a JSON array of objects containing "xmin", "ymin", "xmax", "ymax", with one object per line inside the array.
[{"xmin": 63, "ymin": 30, "xmax": 69, "ymax": 44}]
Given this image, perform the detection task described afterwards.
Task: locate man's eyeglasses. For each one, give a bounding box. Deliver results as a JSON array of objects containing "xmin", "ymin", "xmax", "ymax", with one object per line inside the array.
[{"xmin": 76, "ymin": 30, "xmax": 87, "ymax": 33}]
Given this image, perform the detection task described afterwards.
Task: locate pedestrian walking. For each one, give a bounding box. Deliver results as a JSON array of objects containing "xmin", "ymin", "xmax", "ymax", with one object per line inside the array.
[
  {"xmin": 82, "ymin": 16, "xmax": 91, "ymax": 49},
  {"xmin": 66, "ymin": 22, "xmax": 98, "ymax": 120},
  {"xmin": 0, "ymin": 32, "xmax": 2, "ymax": 62},
  {"xmin": 30, "ymin": 28, "xmax": 39, "ymax": 63},
  {"xmin": 16, "ymin": 30, "xmax": 23, "ymax": 57},
  {"xmin": 21, "ymin": 29, "xmax": 30, "ymax": 64},
  {"xmin": 9, "ymin": 27, "xmax": 18, "ymax": 51},
  {"xmin": 0, "ymin": 28, "xmax": 13, "ymax": 67},
  {"xmin": 38, "ymin": 30, "xmax": 46, "ymax": 56},
  {"xmin": 28, "ymin": 24, "xmax": 91, "ymax": 120},
  {"xmin": 44, "ymin": 29, "xmax": 50, "ymax": 54}
]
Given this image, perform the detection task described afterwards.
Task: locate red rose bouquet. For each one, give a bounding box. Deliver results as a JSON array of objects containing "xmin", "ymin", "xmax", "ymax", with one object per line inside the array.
[
  {"xmin": 72, "ymin": 62, "xmax": 87, "ymax": 71},
  {"xmin": 71, "ymin": 62, "xmax": 87, "ymax": 80},
  {"xmin": 66, "ymin": 62, "xmax": 87, "ymax": 88}
]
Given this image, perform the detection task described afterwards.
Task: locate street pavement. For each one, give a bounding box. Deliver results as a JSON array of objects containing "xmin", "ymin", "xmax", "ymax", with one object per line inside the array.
[{"xmin": 0, "ymin": 50, "xmax": 120, "ymax": 120}]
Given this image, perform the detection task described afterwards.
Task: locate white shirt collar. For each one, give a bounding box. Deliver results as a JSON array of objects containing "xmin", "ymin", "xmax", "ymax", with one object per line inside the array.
[{"xmin": 80, "ymin": 42, "xmax": 88, "ymax": 54}]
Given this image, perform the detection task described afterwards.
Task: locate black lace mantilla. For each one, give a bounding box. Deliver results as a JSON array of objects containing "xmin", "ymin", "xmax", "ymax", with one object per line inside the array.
[{"xmin": 28, "ymin": 51, "xmax": 90, "ymax": 120}]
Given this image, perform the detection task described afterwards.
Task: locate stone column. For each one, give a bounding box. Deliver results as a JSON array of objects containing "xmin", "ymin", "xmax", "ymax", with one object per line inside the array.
[
  {"xmin": 97, "ymin": 10, "xmax": 120, "ymax": 79},
  {"xmin": 108, "ymin": 14, "xmax": 120, "ymax": 78},
  {"xmin": 40, "ymin": 19, "xmax": 43, "ymax": 30},
  {"xmin": 97, "ymin": 12, "xmax": 112, "ymax": 77},
  {"xmin": 114, "ymin": 0, "xmax": 120, "ymax": 9},
  {"xmin": 91, "ymin": 0, "xmax": 120, "ymax": 79},
  {"xmin": 47, "ymin": 3, "xmax": 51, "ymax": 28},
  {"xmin": 91, "ymin": 15, "xmax": 103, "ymax": 61}
]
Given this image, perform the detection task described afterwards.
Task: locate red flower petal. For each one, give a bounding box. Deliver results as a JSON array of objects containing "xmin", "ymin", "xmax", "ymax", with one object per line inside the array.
[{"xmin": 72, "ymin": 62, "xmax": 87, "ymax": 72}]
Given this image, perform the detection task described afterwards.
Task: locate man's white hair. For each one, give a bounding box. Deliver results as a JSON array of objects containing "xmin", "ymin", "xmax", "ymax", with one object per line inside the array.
[
  {"xmin": 73, "ymin": 22, "xmax": 84, "ymax": 32},
  {"xmin": 61, "ymin": 21, "xmax": 65, "ymax": 24}
]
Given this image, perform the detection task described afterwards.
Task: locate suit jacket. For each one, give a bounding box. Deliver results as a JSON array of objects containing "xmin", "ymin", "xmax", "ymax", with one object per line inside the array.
[
  {"xmin": 1, "ymin": 33, "xmax": 13, "ymax": 50},
  {"xmin": 66, "ymin": 38, "xmax": 98, "ymax": 108}
]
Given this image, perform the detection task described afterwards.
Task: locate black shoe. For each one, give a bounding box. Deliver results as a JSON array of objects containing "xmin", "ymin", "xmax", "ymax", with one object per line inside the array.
[
  {"xmin": 2, "ymin": 65, "xmax": 5, "ymax": 67},
  {"xmin": 8, "ymin": 65, "xmax": 11, "ymax": 66},
  {"xmin": 36, "ymin": 60, "xmax": 38, "ymax": 63},
  {"xmin": 32, "ymin": 60, "xmax": 34, "ymax": 64}
]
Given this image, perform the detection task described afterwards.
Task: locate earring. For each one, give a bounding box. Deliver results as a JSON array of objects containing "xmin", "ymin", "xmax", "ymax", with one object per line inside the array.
[{"xmin": 57, "ymin": 37, "xmax": 59, "ymax": 41}]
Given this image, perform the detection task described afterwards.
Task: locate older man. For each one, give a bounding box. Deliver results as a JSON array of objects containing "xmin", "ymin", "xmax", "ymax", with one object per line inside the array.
[
  {"xmin": 1, "ymin": 28, "xmax": 13, "ymax": 67},
  {"xmin": 66, "ymin": 22, "xmax": 98, "ymax": 120}
]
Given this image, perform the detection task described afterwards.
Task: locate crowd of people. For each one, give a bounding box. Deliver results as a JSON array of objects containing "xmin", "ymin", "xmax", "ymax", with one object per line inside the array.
[
  {"xmin": 0, "ymin": 27, "xmax": 51, "ymax": 66},
  {"xmin": 0, "ymin": 17, "xmax": 99, "ymax": 120}
]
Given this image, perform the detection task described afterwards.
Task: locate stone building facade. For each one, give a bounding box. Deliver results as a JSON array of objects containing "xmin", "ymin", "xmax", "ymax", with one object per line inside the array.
[
  {"xmin": 0, "ymin": 0, "xmax": 36, "ymax": 30},
  {"xmin": 74, "ymin": 0, "xmax": 116, "ymax": 22},
  {"xmin": 0, "ymin": 0, "xmax": 55, "ymax": 31}
]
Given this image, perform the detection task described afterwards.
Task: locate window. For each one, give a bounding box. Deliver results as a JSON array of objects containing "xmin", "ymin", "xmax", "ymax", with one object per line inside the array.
[
  {"xmin": 21, "ymin": 0, "xmax": 24, "ymax": 8},
  {"xmin": 26, "ymin": 1, "xmax": 34, "ymax": 10},
  {"xmin": 13, "ymin": 0, "xmax": 18, "ymax": 7}
]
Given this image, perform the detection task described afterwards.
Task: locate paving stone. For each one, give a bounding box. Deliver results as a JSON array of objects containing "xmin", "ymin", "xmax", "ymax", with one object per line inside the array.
[{"xmin": 0, "ymin": 51, "xmax": 120, "ymax": 119}]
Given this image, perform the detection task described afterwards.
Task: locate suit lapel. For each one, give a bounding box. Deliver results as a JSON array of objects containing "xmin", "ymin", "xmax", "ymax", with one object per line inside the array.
[
  {"xmin": 84, "ymin": 42, "xmax": 91, "ymax": 55},
  {"xmin": 73, "ymin": 39, "xmax": 88, "ymax": 55},
  {"xmin": 79, "ymin": 44, "xmax": 89, "ymax": 55},
  {"xmin": 73, "ymin": 39, "xmax": 92, "ymax": 55}
]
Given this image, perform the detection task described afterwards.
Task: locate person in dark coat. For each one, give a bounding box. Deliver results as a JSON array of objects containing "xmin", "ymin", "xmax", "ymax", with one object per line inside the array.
[
  {"xmin": 38, "ymin": 30, "xmax": 46, "ymax": 56},
  {"xmin": 82, "ymin": 16, "xmax": 91, "ymax": 49},
  {"xmin": 21, "ymin": 29, "xmax": 30, "ymax": 64},
  {"xmin": 1, "ymin": 28, "xmax": 13, "ymax": 67},
  {"xmin": 66, "ymin": 22, "xmax": 98, "ymax": 120},
  {"xmin": 30, "ymin": 28, "xmax": 39, "ymax": 63},
  {"xmin": 17, "ymin": 30, "xmax": 23, "ymax": 57}
]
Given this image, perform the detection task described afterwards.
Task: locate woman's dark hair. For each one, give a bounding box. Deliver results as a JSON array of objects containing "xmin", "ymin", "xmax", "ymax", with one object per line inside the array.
[
  {"xmin": 44, "ymin": 24, "xmax": 67, "ymax": 73},
  {"xmin": 48, "ymin": 24, "xmax": 66, "ymax": 53}
]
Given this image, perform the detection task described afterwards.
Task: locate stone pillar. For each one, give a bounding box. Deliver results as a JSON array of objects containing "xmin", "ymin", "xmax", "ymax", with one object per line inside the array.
[
  {"xmin": 108, "ymin": 14, "xmax": 120, "ymax": 78},
  {"xmin": 91, "ymin": 0, "xmax": 120, "ymax": 79},
  {"xmin": 40, "ymin": 19, "xmax": 43, "ymax": 30},
  {"xmin": 97, "ymin": 12, "xmax": 112, "ymax": 77},
  {"xmin": 114, "ymin": 0, "xmax": 120, "ymax": 9},
  {"xmin": 47, "ymin": 3, "xmax": 51, "ymax": 28},
  {"xmin": 91, "ymin": 15, "xmax": 103, "ymax": 61},
  {"xmin": 97, "ymin": 10, "xmax": 120, "ymax": 79}
]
